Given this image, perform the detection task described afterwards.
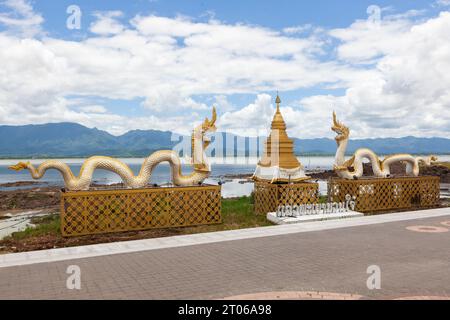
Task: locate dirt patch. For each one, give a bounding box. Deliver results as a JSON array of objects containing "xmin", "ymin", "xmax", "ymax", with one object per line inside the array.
[
  {"xmin": 362, "ymin": 163, "xmax": 450, "ymax": 182},
  {"xmin": 0, "ymin": 187, "xmax": 61, "ymax": 213},
  {"xmin": 0, "ymin": 181, "xmax": 46, "ymax": 188},
  {"xmin": 309, "ymin": 170, "xmax": 337, "ymax": 180},
  {"xmin": 0, "ymin": 183, "xmax": 131, "ymax": 214},
  {"xmin": 420, "ymin": 165, "xmax": 450, "ymax": 183},
  {"xmin": 220, "ymin": 173, "xmax": 253, "ymax": 179},
  {"xmin": 0, "ymin": 228, "xmax": 187, "ymax": 253},
  {"xmin": 324, "ymin": 163, "xmax": 450, "ymax": 182}
]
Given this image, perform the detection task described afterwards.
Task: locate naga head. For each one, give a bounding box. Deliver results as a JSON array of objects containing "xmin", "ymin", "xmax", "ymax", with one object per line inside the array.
[
  {"xmin": 200, "ymin": 107, "xmax": 217, "ymax": 148},
  {"xmin": 9, "ymin": 161, "xmax": 30, "ymax": 171},
  {"xmin": 332, "ymin": 111, "xmax": 350, "ymax": 143},
  {"xmin": 192, "ymin": 107, "xmax": 217, "ymax": 171}
]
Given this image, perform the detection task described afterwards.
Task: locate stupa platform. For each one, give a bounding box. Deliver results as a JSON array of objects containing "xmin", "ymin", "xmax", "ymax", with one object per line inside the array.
[{"xmin": 253, "ymin": 180, "xmax": 319, "ymax": 215}]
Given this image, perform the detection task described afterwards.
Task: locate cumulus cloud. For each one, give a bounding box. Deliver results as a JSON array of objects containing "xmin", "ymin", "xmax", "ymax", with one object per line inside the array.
[
  {"xmin": 0, "ymin": 8, "xmax": 350, "ymax": 135},
  {"xmin": 0, "ymin": 0, "xmax": 43, "ymax": 37},
  {"xmin": 78, "ymin": 105, "xmax": 107, "ymax": 113},
  {"xmin": 0, "ymin": 2, "xmax": 449, "ymax": 140},
  {"xmin": 282, "ymin": 24, "xmax": 313, "ymax": 35},
  {"xmin": 218, "ymin": 94, "xmax": 346, "ymax": 139},
  {"xmin": 90, "ymin": 11, "xmax": 125, "ymax": 35},
  {"xmin": 219, "ymin": 94, "xmax": 274, "ymax": 137},
  {"xmin": 324, "ymin": 11, "xmax": 450, "ymax": 138},
  {"xmin": 434, "ymin": 0, "xmax": 450, "ymax": 7}
]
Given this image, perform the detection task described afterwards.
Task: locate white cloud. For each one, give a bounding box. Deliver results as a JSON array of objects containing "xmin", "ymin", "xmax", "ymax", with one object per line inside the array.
[
  {"xmin": 90, "ymin": 11, "xmax": 125, "ymax": 35},
  {"xmin": 78, "ymin": 105, "xmax": 107, "ymax": 113},
  {"xmin": 213, "ymin": 95, "xmax": 235, "ymax": 112},
  {"xmin": 324, "ymin": 11, "xmax": 450, "ymax": 138},
  {"xmin": 219, "ymin": 11, "xmax": 450, "ymax": 139},
  {"xmin": 0, "ymin": 0, "xmax": 44, "ymax": 37},
  {"xmin": 0, "ymin": 9, "xmax": 348, "ymax": 135},
  {"xmin": 282, "ymin": 24, "xmax": 313, "ymax": 35},
  {"xmin": 217, "ymin": 94, "xmax": 347, "ymax": 139},
  {"xmin": 0, "ymin": 2, "xmax": 449, "ymax": 140},
  {"xmin": 434, "ymin": 0, "xmax": 450, "ymax": 7},
  {"xmin": 219, "ymin": 94, "xmax": 274, "ymax": 137},
  {"xmin": 140, "ymin": 88, "xmax": 208, "ymax": 112}
]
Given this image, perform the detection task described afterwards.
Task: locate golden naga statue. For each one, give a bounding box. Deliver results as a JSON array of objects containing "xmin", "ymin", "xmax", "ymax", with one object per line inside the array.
[
  {"xmin": 9, "ymin": 108, "xmax": 217, "ymax": 191},
  {"xmin": 331, "ymin": 112, "xmax": 437, "ymax": 179}
]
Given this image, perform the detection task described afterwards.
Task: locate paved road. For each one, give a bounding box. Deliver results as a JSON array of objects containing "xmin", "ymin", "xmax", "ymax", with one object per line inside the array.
[{"xmin": 0, "ymin": 215, "xmax": 450, "ymax": 299}]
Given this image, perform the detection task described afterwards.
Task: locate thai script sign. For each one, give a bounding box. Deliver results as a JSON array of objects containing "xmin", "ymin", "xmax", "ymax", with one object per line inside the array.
[{"xmin": 276, "ymin": 194, "xmax": 357, "ymax": 217}]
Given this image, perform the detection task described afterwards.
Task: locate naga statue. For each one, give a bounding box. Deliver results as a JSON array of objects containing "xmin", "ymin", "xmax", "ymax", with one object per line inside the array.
[
  {"xmin": 331, "ymin": 112, "xmax": 437, "ymax": 179},
  {"xmin": 9, "ymin": 108, "xmax": 217, "ymax": 191}
]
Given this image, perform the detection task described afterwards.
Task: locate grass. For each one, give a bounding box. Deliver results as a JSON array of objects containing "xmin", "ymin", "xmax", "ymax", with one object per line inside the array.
[
  {"xmin": 4, "ymin": 196, "xmax": 272, "ymax": 243},
  {"xmin": 318, "ymin": 195, "xmax": 327, "ymax": 203},
  {"xmin": 183, "ymin": 195, "xmax": 273, "ymax": 234},
  {"xmin": 9, "ymin": 214, "xmax": 60, "ymax": 241}
]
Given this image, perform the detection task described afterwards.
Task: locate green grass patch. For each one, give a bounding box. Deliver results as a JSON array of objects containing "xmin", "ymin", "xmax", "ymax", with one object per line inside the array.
[
  {"xmin": 179, "ymin": 196, "xmax": 273, "ymax": 234},
  {"xmin": 7, "ymin": 214, "xmax": 60, "ymax": 241},
  {"xmin": 220, "ymin": 196, "xmax": 272, "ymax": 229}
]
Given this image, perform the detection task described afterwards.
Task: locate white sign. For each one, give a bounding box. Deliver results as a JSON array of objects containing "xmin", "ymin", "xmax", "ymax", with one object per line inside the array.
[{"xmin": 277, "ymin": 194, "xmax": 356, "ymax": 217}]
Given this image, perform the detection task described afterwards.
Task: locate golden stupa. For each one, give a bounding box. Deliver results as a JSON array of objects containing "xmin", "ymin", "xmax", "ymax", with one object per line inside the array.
[{"xmin": 252, "ymin": 94, "xmax": 310, "ymax": 183}]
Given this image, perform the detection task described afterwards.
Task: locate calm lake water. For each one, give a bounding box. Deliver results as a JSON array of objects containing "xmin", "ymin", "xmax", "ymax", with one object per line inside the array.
[
  {"xmin": 0, "ymin": 155, "xmax": 448, "ymax": 194},
  {"xmin": 0, "ymin": 156, "xmax": 338, "ymax": 186}
]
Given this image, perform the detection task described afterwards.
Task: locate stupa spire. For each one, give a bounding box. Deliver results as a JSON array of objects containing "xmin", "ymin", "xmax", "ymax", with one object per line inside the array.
[{"xmin": 272, "ymin": 93, "xmax": 286, "ymax": 130}]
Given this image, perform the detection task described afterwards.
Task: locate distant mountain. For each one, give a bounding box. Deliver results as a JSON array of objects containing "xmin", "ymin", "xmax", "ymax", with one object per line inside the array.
[
  {"xmin": 116, "ymin": 129, "xmax": 177, "ymax": 156},
  {"xmin": 294, "ymin": 136, "xmax": 450, "ymax": 155},
  {"xmin": 0, "ymin": 123, "xmax": 448, "ymax": 158}
]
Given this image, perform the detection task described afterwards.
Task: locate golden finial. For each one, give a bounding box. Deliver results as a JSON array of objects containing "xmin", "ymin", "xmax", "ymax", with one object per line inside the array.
[
  {"xmin": 271, "ymin": 93, "xmax": 284, "ymax": 129},
  {"xmin": 275, "ymin": 92, "xmax": 281, "ymax": 110}
]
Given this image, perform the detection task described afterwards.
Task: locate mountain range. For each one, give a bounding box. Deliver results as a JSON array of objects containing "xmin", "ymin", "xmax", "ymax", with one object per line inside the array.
[{"xmin": 0, "ymin": 122, "xmax": 449, "ymax": 158}]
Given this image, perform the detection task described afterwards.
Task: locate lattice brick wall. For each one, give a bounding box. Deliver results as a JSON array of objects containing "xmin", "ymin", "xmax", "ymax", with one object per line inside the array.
[
  {"xmin": 254, "ymin": 181, "xmax": 319, "ymax": 215},
  {"xmin": 327, "ymin": 176, "xmax": 440, "ymax": 213},
  {"xmin": 60, "ymin": 185, "xmax": 222, "ymax": 237}
]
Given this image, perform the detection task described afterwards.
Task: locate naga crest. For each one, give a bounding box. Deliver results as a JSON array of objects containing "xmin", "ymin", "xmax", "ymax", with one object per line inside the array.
[
  {"xmin": 192, "ymin": 107, "xmax": 217, "ymax": 166},
  {"xmin": 331, "ymin": 112, "xmax": 350, "ymax": 142},
  {"xmin": 202, "ymin": 107, "xmax": 217, "ymax": 132},
  {"xmin": 199, "ymin": 107, "xmax": 217, "ymax": 148}
]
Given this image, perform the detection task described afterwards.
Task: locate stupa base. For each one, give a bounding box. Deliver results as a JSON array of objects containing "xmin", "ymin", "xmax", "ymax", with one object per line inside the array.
[{"xmin": 253, "ymin": 181, "xmax": 319, "ymax": 215}]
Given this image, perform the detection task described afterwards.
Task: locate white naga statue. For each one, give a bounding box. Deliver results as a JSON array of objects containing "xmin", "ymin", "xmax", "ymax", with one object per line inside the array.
[
  {"xmin": 9, "ymin": 108, "xmax": 217, "ymax": 191},
  {"xmin": 331, "ymin": 112, "xmax": 437, "ymax": 179}
]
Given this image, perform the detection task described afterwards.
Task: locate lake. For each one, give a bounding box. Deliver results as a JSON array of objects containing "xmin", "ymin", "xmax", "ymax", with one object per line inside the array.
[
  {"xmin": 0, "ymin": 155, "xmax": 448, "ymax": 197},
  {"xmin": 0, "ymin": 156, "xmax": 338, "ymax": 186}
]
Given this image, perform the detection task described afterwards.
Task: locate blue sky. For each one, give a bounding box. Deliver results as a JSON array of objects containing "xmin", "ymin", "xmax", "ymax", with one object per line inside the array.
[
  {"xmin": 33, "ymin": 0, "xmax": 438, "ymax": 32},
  {"xmin": 0, "ymin": 0, "xmax": 449, "ymax": 138}
]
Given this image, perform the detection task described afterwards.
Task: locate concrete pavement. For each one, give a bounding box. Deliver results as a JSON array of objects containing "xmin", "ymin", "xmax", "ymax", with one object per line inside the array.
[{"xmin": 0, "ymin": 207, "xmax": 449, "ymax": 299}]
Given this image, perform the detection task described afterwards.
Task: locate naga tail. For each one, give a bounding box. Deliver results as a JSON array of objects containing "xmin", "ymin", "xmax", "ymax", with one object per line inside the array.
[
  {"xmin": 419, "ymin": 155, "xmax": 438, "ymax": 166},
  {"xmin": 9, "ymin": 161, "xmax": 30, "ymax": 171}
]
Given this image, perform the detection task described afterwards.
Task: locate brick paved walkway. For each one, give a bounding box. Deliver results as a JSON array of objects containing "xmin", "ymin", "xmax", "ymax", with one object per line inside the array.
[{"xmin": 0, "ymin": 213, "xmax": 450, "ymax": 299}]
